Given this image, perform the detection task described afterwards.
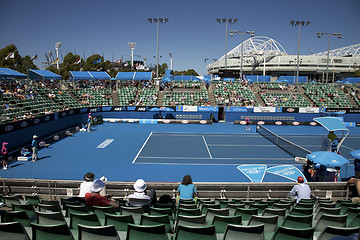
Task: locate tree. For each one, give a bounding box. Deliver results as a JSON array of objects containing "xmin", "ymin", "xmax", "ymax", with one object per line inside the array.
[
  {"xmin": 82, "ymin": 54, "xmax": 103, "ymax": 71},
  {"xmin": 59, "ymin": 52, "xmax": 82, "ymax": 79},
  {"xmin": 0, "ymin": 44, "xmax": 38, "ymax": 74},
  {"xmin": 354, "ymin": 65, "xmax": 360, "ymax": 77},
  {"xmin": 174, "ymin": 69, "xmax": 199, "ymax": 76}
]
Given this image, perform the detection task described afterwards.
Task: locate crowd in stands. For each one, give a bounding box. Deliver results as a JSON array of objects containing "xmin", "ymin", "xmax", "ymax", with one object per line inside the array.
[{"xmin": 213, "ymin": 80, "xmax": 258, "ymax": 106}]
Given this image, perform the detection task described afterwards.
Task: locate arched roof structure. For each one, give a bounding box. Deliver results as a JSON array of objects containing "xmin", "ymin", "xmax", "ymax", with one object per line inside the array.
[{"xmin": 312, "ymin": 43, "xmax": 360, "ymax": 57}]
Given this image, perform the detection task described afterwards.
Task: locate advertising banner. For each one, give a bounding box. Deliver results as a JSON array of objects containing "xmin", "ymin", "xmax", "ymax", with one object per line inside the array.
[
  {"xmin": 299, "ymin": 107, "xmax": 320, "ymax": 113},
  {"xmin": 266, "ymin": 165, "xmax": 306, "ymax": 182},
  {"xmin": 237, "ymin": 164, "xmax": 267, "ymax": 183},
  {"xmin": 253, "ymin": 107, "xmax": 276, "ymax": 113}
]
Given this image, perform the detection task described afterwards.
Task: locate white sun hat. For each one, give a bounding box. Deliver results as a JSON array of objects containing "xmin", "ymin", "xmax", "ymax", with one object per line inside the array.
[
  {"xmin": 91, "ymin": 179, "xmax": 105, "ymax": 192},
  {"xmin": 133, "ymin": 179, "xmax": 147, "ymax": 192}
]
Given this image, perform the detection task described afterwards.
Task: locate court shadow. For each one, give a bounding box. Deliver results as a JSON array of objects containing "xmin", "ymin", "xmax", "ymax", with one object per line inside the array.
[
  {"xmin": 8, "ymin": 163, "xmax": 25, "ymax": 169},
  {"xmin": 36, "ymin": 156, "xmax": 51, "ymax": 161}
]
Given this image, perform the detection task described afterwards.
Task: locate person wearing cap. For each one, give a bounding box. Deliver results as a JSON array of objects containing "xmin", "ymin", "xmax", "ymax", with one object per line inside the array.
[
  {"xmin": 85, "ymin": 179, "xmax": 119, "ymax": 207},
  {"xmin": 288, "ymin": 176, "xmax": 311, "ymax": 203},
  {"xmin": 1, "ymin": 142, "xmax": 9, "ymax": 170},
  {"xmin": 126, "ymin": 179, "xmax": 154, "ymax": 207},
  {"xmin": 78, "ymin": 172, "xmax": 95, "ymax": 197},
  {"xmin": 31, "ymin": 135, "xmax": 38, "ymax": 161}
]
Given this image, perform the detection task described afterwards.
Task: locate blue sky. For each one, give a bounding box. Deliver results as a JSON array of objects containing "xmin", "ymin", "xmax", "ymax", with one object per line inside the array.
[{"xmin": 0, "ymin": 0, "xmax": 359, "ymax": 75}]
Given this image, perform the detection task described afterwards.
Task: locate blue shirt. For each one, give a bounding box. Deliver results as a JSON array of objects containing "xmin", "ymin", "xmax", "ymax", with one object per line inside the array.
[
  {"xmin": 177, "ymin": 184, "xmax": 196, "ymax": 199},
  {"xmin": 32, "ymin": 139, "xmax": 37, "ymax": 149},
  {"xmin": 289, "ymin": 183, "xmax": 311, "ymax": 203}
]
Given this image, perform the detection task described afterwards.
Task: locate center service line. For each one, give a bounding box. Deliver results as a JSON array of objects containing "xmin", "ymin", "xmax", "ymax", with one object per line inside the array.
[{"xmin": 202, "ymin": 135, "xmax": 213, "ymax": 159}]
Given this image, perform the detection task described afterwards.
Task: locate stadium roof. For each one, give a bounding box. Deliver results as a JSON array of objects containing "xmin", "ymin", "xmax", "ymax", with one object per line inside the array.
[
  {"xmin": 0, "ymin": 68, "xmax": 27, "ymax": 79},
  {"xmin": 28, "ymin": 69, "xmax": 61, "ymax": 81},
  {"xmin": 70, "ymin": 71, "xmax": 111, "ymax": 80},
  {"xmin": 116, "ymin": 72, "xmax": 152, "ymax": 80},
  {"xmin": 312, "ymin": 43, "xmax": 360, "ymax": 57}
]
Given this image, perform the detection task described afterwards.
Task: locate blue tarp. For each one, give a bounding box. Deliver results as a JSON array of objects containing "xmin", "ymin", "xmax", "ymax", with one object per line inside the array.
[
  {"xmin": 313, "ymin": 117, "xmax": 349, "ymax": 132},
  {"xmin": 173, "ymin": 75, "xmax": 200, "ymax": 81},
  {"xmin": 246, "ymin": 75, "xmax": 271, "ymax": 82},
  {"xmin": 342, "ymin": 77, "xmax": 360, "ymax": 84},
  {"xmin": 28, "ymin": 69, "xmax": 61, "ymax": 81},
  {"xmin": 70, "ymin": 71, "xmax": 111, "ymax": 80},
  {"xmin": 278, "ymin": 76, "xmax": 308, "ymax": 83},
  {"xmin": 115, "ymin": 72, "xmax": 152, "ymax": 81},
  {"xmin": 0, "ymin": 68, "xmax": 27, "ymax": 79}
]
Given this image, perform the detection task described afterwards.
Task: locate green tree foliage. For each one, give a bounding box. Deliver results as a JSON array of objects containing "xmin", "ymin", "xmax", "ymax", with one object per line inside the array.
[
  {"xmin": 174, "ymin": 69, "xmax": 199, "ymax": 76},
  {"xmin": 59, "ymin": 52, "xmax": 82, "ymax": 79},
  {"xmin": 355, "ymin": 65, "xmax": 360, "ymax": 77},
  {"xmin": 0, "ymin": 44, "xmax": 38, "ymax": 74},
  {"xmin": 83, "ymin": 54, "xmax": 103, "ymax": 71},
  {"xmin": 46, "ymin": 65, "xmax": 59, "ymax": 75}
]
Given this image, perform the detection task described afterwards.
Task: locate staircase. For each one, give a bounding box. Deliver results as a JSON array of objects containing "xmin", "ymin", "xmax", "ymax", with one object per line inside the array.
[
  {"xmin": 157, "ymin": 91, "xmax": 164, "ymax": 105},
  {"xmin": 251, "ymin": 85, "xmax": 265, "ymax": 106},
  {"xmin": 207, "ymin": 84, "xmax": 217, "ymax": 106},
  {"xmin": 111, "ymin": 91, "xmax": 119, "ymax": 106},
  {"xmin": 297, "ymin": 85, "xmax": 315, "ymax": 107}
]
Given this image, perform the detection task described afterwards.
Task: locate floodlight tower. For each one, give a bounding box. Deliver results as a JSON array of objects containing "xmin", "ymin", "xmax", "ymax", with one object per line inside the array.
[
  {"xmin": 128, "ymin": 42, "xmax": 136, "ymax": 69},
  {"xmin": 317, "ymin": 32, "xmax": 342, "ymax": 83},
  {"xmin": 169, "ymin": 51, "xmax": 173, "ymax": 70},
  {"xmin": 290, "ymin": 20, "xmax": 310, "ymax": 83},
  {"xmin": 230, "ymin": 30, "xmax": 255, "ymax": 80},
  {"xmin": 216, "ymin": 18, "xmax": 237, "ymax": 71},
  {"xmin": 55, "ymin": 42, "xmax": 62, "ymax": 70},
  {"xmin": 148, "ymin": 18, "xmax": 169, "ymax": 80}
]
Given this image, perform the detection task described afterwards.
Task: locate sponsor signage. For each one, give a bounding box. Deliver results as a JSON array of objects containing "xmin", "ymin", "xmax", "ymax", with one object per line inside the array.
[
  {"xmin": 254, "ymin": 107, "xmax": 276, "ymax": 113},
  {"xmin": 282, "ymin": 107, "xmax": 299, "ymax": 113},
  {"xmin": 183, "ymin": 106, "xmax": 198, "ymax": 112},
  {"xmin": 237, "ymin": 164, "xmax": 267, "ymax": 183},
  {"xmin": 266, "ymin": 165, "xmax": 306, "ymax": 182},
  {"xmin": 197, "ymin": 106, "xmax": 218, "ymax": 112},
  {"xmin": 225, "ymin": 106, "xmax": 248, "ymax": 112},
  {"xmin": 299, "ymin": 107, "xmax": 320, "ymax": 113}
]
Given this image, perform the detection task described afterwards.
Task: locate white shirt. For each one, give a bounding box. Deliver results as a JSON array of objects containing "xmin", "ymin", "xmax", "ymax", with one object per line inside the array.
[{"xmin": 78, "ymin": 181, "xmax": 93, "ymax": 197}]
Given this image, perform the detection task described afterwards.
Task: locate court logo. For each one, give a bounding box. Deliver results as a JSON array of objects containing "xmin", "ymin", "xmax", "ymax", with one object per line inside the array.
[
  {"xmin": 5, "ymin": 125, "xmax": 13, "ymax": 131},
  {"xmin": 54, "ymin": 135, "xmax": 60, "ymax": 141},
  {"xmin": 69, "ymin": 110, "xmax": 74, "ymax": 114},
  {"xmin": 181, "ymin": 120, "xmax": 189, "ymax": 124},
  {"xmin": 292, "ymin": 121, "xmax": 300, "ymax": 126},
  {"xmin": 200, "ymin": 120, "xmax": 207, "ymax": 124},
  {"xmin": 21, "ymin": 121, "xmax": 28, "ymax": 127},
  {"xmin": 39, "ymin": 141, "xmax": 46, "ymax": 147},
  {"xmin": 240, "ymin": 121, "xmax": 246, "ymax": 125},
  {"xmin": 75, "ymin": 126, "xmax": 80, "ymax": 131},
  {"xmin": 163, "ymin": 120, "xmax": 170, "ymax": 124},
  {"xmin": 275, "ymin": 121, "xmax": 283, "ymax": 125},
  {"xmin": 34, "ymin": 119, "xmax": 40, "ymax": 124},
  {"xmin": 287, "ymin": 108, "xmax": 295, "ymax": 113},
  {"xmin": 257, "ymin": 121, "xmax": 265, "ymax": 125},
  {"xmin": 45, "ymin": 116, "xmax": 51, "ymax": 121},
  {"xmin": 97, "ymin": 139, "xmax": 114, "ymax": 149},
  {"xmin": 62, "ymin": 112, "xmax": 66, "ymax": 116},
  {"xmin": 310, "ymin": 122, "xmax": 317, "ymax": 126}
]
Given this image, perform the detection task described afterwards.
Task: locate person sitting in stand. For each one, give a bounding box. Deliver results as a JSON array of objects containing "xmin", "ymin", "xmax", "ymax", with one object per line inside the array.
[
  {"xmin": 127, "ymin": 179, "xmax": 155, "ymax": 207},
  {"xmin": 85, "ymin": 179, "xmax": 119, "ymax": 207},
  {"xmin": 287, "ymin": 176, "xmax": 311, "ymax": 203},
  {"xmin": 78, "ymin": 172, "xmax": 95, "ymax": 198}
]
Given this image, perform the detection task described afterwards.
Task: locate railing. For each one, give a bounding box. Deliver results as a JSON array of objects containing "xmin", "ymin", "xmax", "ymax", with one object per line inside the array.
[{"xmin": 0, "ymin": 178, "xmax": 350, "ymax": 201}]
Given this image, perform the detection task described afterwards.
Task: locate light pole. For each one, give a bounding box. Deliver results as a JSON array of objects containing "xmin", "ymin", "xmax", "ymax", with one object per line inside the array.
[
  {"xmin": 216, "ymin": 18, "xmax": 237, "ymax": 71},
  {"xmin": 55, "ymin": 42, "xmax": 62, "ymax": 70},
  {"xmin": 128, "ymin": 42, "xmax": 136, "ymax": 69},
  {"xmin": 290, "ymin": 20, "xmax": 310, "ymax": 83},
  {"xmin": 317, "ymin": 32, "xmax": 342, "ymax": 84},
  {"xmin": 169, "ymin": 51, "xmax": 172, "ymax": 70},
  {"xmin": 230, "ymin": 30, "xmax": 254, "ymax": 80},
  {"xmin": 148, "ymin": 18, "xmax": 168, "ymax": 80}
]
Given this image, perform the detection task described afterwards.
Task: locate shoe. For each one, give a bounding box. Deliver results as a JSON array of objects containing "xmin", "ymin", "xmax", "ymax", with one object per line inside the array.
[{"xmin": 3, "ymin": 166, "xmax": 7, "ymax": 170}]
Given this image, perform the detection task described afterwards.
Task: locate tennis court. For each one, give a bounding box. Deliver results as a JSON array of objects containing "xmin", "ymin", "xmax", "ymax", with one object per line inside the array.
[{"xmin": 1, "ymin": 122, "xmax": 359, "ymax": 182}]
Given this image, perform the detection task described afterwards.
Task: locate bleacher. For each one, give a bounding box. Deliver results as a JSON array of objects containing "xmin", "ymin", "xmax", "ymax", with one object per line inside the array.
[
  {"xmin": 0, "ymin": 178, "xmax": 358, "ymax": 240},
  {"xmin": 71, "ymin": 87, "xmax": 112, "ymax": 107},
  {"xmin": 302, "ymin": 83, "xmax": 353, "ymax": 108},
  {"xmin": 163, "ymin": 90, "xmax": 209, "ymax": 106},
  {"xmin": 212, "ymin": 81, "xmax": 258, "ymax": 106},
  {"xmin": 260, "ymin": 93, "xmax": 310, "ymax": 107},
  {"xmin": 118, "ymin": 86, "xmax": 158, "ymax": 106},
  {"xmin": 349, "ymin": 84, "xmax": 360, "ymax": 106}
]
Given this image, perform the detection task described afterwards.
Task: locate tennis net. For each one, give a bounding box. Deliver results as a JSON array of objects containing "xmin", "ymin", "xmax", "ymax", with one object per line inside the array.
[{"xmin": 256, "ymin": 124, "xmax": 311, "ymax": 158}]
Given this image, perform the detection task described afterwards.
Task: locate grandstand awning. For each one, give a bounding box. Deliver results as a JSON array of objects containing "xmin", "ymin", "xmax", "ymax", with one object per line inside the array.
[
  {"xmin": 0, "ymin": 68, "xmax": 27, "ymax": 79},
  {"xmin": 173, "ymin": 75, "xmax": 200, "ymax": 81},
  {"xmin": 70, "ymin": 71, "xmax": 111, "ymax": 80},
  {"xmin": 115, "ymin": 72, "xmax": 152, "ymax": 81},
  {"xmin": 28, "ymin": 69, "xmax": 61, "ymax": 81}
]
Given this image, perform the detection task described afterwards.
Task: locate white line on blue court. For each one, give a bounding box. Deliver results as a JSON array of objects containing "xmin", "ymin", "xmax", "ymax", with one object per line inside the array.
[
  {"xmin": 137, "ymin": 156, "xmax": 292, "ymax": 160},
  {"xmin": 133, "ymin": 132, "xmax": 153, "ymax": 163},
  {"xmin": 208, "ymin": 144, "xmax": 279, "ymax": 147},
  {"xmin": 341, "ymin": 145, "xmax": 356, "ymax": 151},
  {"xmin": 202, "ymin": 135, "xmax": 212, "ymax": 158}
]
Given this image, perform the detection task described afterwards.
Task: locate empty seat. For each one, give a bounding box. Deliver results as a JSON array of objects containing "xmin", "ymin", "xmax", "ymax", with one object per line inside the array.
[
  {"xmin": 223, "ymin": 224, "xmax": 264, "ymax": 240},
  {"xmin": 36, "ymin": 211, "xmax": 66, "ymax": 225},
  {"xmin": 126, "ymin": 223, "xmax": 169, "ymax": 240},
  {"xmin": 174, "ymin": 225, "xmax": 217, "ymax": 240},
  {"xmin": 31, "ymin": 223, "xmax": 74, "ymax": 240},
  {"xmin": 317, "ymin": 226, "xmax": 360, "ymax": 240},
  {"xmin": 0, "ymin": 221, "xmax": 30, "ymax": 240},
  {"xmin": 272, "ymin": 226, "xmax": 314, "ymax": 240},
  {"xmin": 78, "ymin": 224, "xmax": 120, "ymax": 240}
]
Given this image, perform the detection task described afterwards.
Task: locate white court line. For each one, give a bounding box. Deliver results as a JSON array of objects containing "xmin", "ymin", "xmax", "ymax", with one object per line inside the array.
[
  {"xmin": 341, "ymin": 145, "xmax": 356, "ymax": 151},
  {"xmin": 151, "ymin": 132, "xmax": 259, "ymax": 136},
  {"xmin": 202, "ymin": 135, "xmax": 212, "ymax": 159},
  {"xmin": 132, "ymin": 132, "xmax": 153, "ymax": 163},
  {"xmin": 208, "ymin": 144, "xmax": 279, "ymax": 147},
  {"xmin": 137, "ymin": 156, "xmax": 292, "ymax": 160}
]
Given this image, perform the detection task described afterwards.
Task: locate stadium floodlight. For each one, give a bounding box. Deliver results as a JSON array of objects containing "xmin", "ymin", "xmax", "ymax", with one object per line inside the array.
[
  {"xmin": 317, "ymin": 32, "xmax": 342, "ymax": 83},
  {"xmin": 128, "ymin": 42, "xmax": 136, "ymax": 69},
  {"xmin": 217, "ymin": 18, "xmax": 238, "ymax": 71},
  {"xmin": 148, "ymin": 18, "xmax": 169, "ymax": 81},
  {"xmin": 55, "ymin": 42, "xmax": 62, "ymax": 70},
  {"xmin": 169, "ymin": 51, "xmax": 173, "ymax": 70},
  {"xmin": 230, "ymin": 30, "xmax": 255, "ymax": 80},
  {"xmin": 290, "ymin": 20, "xmax": 310, "ymax": 83}
]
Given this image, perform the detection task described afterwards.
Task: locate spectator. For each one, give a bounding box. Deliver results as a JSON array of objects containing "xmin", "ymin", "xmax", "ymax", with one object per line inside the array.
[
  {"xmin": 85, "ymin": 179, "xmax": 119, "ymax": 207},
  {"xmin": 127, "ymin": 179, "xmax": 155, "ymax": 207},
  {"xmin": 78, "ymin": 172, "xmax": 95, "ymax": 197},
  {"xmin": 1, "ymin": 142, "xmax": 9, "ymax": 170},
  {"xmin": 287, "ymin": 176, "xmax": 311, "ymax": 203},
  {"xmin": 347, "ymin": 175, "xmax": 360, "ymax": 203},
  {"xmin": 177, "ymin": 175, "xmax": 197, "ymax": 201}
]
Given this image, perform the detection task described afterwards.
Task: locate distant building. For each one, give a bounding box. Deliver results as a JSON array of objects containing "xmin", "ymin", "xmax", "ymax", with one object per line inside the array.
[{"xmin": 207, "ymin": 36, "xmax": 360, "ymax": 82}]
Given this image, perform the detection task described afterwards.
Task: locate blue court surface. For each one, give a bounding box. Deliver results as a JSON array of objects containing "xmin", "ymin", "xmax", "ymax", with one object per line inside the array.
[{"xmin": 1, "ymin": 123, "xmax": 360, "ymax": 183}]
